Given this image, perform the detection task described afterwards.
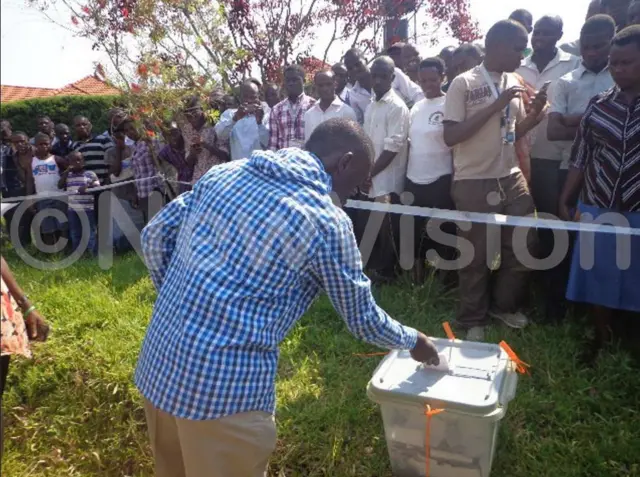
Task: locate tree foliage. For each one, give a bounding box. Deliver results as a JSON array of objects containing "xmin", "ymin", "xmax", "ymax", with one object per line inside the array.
[{"xmin": 31, "ymin": 0, "xmax": 480, "ymax": 86}]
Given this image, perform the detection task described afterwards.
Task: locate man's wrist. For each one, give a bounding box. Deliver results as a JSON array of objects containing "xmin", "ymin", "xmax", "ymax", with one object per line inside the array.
[{"xmin": 404, "ymin": 327, "xmax": 419, "ymax": 350}]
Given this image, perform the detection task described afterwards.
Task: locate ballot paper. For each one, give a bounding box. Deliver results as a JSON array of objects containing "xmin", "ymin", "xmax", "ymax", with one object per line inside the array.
[{"xmin": 422, "ymin": 352, "xmax": 451, "ymax": 372}]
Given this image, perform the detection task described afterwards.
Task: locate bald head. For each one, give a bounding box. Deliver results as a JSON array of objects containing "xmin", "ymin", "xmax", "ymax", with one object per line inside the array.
[
  {"xmin": 240, "ymin": 80, "xmax": 260, "ymax": 104},
  {"xmin": 314, "ymin": 70, "xmax": 336, "ymax": 102},
  {"xmin": 305, "ymin": 118, "xmax": 374, "ymax": 203},
  {"xmin": 371, "ymin": 56, "xmax": 395, "ymax": 74},
  {"xmin": 370, "ymin": 56, "xmax": 396, "ymax": 99}
]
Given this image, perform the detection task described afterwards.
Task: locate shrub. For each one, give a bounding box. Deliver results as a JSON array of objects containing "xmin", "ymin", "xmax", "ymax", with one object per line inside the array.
[{"xmin": 0, "ymin": 95, "xmax": 121, "ymax": 136}]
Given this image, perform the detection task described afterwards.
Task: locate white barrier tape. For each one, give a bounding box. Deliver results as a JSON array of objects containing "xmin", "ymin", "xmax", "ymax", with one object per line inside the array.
[
  {"xmin": 1, "ymin": 175, "xmax": 164, "ymax": 203},
  {"xmin": 165, "ymin": 179, "xmax": 639, "ymax": 236},
  {"xmin": 345, "ymin": 199, "xmax": 640, "ymax": 237},
  {"xmin": 165, "ymin": 178, "xmax": 194, "ymax": 187}
]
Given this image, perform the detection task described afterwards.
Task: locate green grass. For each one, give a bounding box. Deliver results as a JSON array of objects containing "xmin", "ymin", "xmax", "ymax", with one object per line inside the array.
[{"xmin": 2, "ymin": 253, "xmax": 640, "ymax": 477}]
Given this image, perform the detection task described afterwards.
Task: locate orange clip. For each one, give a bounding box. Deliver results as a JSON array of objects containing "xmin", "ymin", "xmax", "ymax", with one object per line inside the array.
[
  {"xmin": 499, "ymin": 341, "xmax": 531, "ymax": 375},
  {"xmin": 442, "ymin": 322, "xmax": 456, "ymax": 340},
  {"xmin": 424, "ymin": 405, "xmax": 445, "ymax": 477}
]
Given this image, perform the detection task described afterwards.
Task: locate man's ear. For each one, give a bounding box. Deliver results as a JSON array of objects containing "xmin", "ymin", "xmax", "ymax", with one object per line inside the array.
[{"xmin": 337, "ymin": 151, "xmax": 353, "ymax": 173}]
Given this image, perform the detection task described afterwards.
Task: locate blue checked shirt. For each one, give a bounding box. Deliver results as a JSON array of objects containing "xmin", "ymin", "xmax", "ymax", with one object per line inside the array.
[{"xmin": 135, "ymin": 148, "xmax": 418, "ymax": 420}]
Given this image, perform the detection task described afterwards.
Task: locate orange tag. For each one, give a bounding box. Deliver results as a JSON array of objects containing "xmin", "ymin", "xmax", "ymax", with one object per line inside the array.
[
  {"xmin": 424, "ymin": 405, "xmax": 445, "ymax": 477},
  {"xmin": 424, "ymin": 405, "xmax": 445, "ymax": 418},
  {"xmin": 499, "ymin": 341, "xmax": 531, "ymax": 375},
  {"xmin": 442, "ymin": 322, "xmax": 456, "ymax": 340}
]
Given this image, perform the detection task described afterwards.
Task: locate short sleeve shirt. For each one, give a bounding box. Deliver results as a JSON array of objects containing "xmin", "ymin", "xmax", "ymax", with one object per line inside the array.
[
  {"xmin": 444, "ymin": 66, "xmax": 526, "ymax": 181},
  {"xmin": 549, "ymin": 65, "xmax": 615, "ymax": 165}
]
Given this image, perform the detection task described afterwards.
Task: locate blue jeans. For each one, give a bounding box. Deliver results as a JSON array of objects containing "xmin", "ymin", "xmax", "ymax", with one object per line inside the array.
[{"xmin": 68, "ymin": 208, "xmax": 97, "ymax": 255}]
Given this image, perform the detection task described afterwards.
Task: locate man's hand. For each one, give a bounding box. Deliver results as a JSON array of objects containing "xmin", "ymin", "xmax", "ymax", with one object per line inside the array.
[
  {"xmin": 494, "ymin": 86, "xmax": 526, "ymax": 112},
  {"xmin": 233, "ymin": 104, "xmax": 249, "ymax": 122},
  {"xmin": 558, "ymin": 201, "xmax": 574, "ymax": 222},
  {"xmin": 254, "ymin": 103, "xmax": 265, "ymax": 124},
  {"xmin": 25, "ymin": 309, "xmax": 50, "ymax": 342},
  {"xmin": 410, "ymin": 332, "xmax": 440, "ymax": 366},
  {"xmin": 78, "ymin": 186, "xmax": 87, "ymax": 194},
  {"xmin": 530, "ymin": 88, "xmax": 549, "ymax": 117}
]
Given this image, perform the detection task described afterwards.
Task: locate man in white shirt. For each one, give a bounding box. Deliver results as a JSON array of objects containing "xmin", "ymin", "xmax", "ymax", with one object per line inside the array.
[
  {"xmin": 304, "ymin": 71, "xmax": 357, "ymax": 142},
  {"xmin": 516, "ymin": 16, "xmax": 581, "ymax": 322},
  {"xmin": 344, "ymin": 49, "xmax": 374, "ymax": 124},
  {"xmin": 544, "ymin": 15, "xmax": 616, "ymax": 320},
  {"xmin": 516, "ymin": 16, "xmax": 580, "ymax": 177},
  {"xmin": 215, "ymin": 80, "xmax": 269, "ymax": 161},
  {"xmin": 344, "ymin": 48, "xmax": 423, "ymax": 121},
  {"xmin": 443, "ymin": 20, "xmax": 547, "ymax": 340},
  {"xmin": 516, "ymin": 16, "xmax": 580, "ymax": 206},
  {"xmin": 332, "ymin": 63, "xmax": 351, "ymax": 104},
  {"xmin": 548, "ymin": 15, "xmax": 616, "ymax": 175},
  {"xmin": 362, "ymin": 56, "xmax": 411, "ymax": 281}
]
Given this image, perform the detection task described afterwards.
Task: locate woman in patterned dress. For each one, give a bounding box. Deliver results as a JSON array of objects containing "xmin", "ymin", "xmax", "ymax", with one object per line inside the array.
[
  {"xmin": 182, "ymin": 96, "xmax": 229, "ymax": 184},
  {"xmin": 1, "ymin": 256, "xmax": 49, "ymax": 462}
]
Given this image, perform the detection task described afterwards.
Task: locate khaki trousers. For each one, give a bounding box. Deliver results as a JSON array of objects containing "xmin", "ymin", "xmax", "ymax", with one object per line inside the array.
[
  {"xmin": 451, "ymin": 172, "xmax": 536, "ymax": 327},
  {"xmin": 144, "ymin": 399, "xmax": 277, "ymax": 477}
]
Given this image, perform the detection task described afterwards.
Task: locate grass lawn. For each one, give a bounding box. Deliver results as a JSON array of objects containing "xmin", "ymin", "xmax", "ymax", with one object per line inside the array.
[{"xmin": 2, "ymin": 253, "xmax": 640, "ymax": 477}]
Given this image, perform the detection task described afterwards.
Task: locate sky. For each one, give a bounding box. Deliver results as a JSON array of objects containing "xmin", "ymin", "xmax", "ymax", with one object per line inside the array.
[{"xmin": 0, "ymin": 0, "xmax": 592, "ymax": 89}]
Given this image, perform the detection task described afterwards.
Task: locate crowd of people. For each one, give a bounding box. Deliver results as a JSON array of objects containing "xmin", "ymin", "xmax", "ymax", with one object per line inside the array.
[{"xmin": 1, "ymin": 0, "xmax": 639, "ymax": 474}]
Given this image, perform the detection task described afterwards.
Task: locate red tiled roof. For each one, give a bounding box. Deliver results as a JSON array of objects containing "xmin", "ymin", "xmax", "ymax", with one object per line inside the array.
[
  {"xmin": 1, "ymin": 75, "xmax": 121, "ymax": 103},
  {"xmin": 0, "ymin": 85, "xmax": 58, "ymax": 103}
]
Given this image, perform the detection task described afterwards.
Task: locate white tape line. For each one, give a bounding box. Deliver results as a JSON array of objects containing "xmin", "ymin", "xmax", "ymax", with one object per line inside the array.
[
  {"xmin": 1, "ymin": 175, "xmax": 164, "ymax": 203},
  {"xmin": 165, "ymin": 178, "xmax": 193, "ymax": 187},
  {"xmin": 345, "ymin": 200, "xmax": 640, "ymax": 237}
]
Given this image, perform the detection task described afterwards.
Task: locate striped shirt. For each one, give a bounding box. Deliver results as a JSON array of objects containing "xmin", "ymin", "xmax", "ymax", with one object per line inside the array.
[
  {"xmin": 268, "ymin": 94, "xmax": 316, "ymax": 150},
  {"xmin": 66, "ymin": 170, "xmax": 100, "ymax": 210},
  {"xmin": 74, "ymin": 135, "xmax": 113, "ymax": 184},
  {"xmin": 570, "ymin": 88, "xmax": 640, "ymax": 212}
]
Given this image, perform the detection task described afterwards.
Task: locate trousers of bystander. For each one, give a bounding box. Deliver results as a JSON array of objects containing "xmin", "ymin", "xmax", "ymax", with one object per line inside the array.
[
  {"xmin": 143, "ymin": 399, "xmax": 277, "ymax": 477},
  {"xmin": 530, "ymin": 158, "xmax": 573, "ymax": 319},
  {"xmin": 405, "ymin": 175, "xmax": 457, "ymax": 269},
  {"xmin": 452, "ymin": 171, "xmax": 537, "ymax": 328}
]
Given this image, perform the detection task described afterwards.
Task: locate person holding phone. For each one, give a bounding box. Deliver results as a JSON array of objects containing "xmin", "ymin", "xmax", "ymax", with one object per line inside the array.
[
  {"xmin": 182, "ymin": 96, "xmax": 229, "ymax": 184},
  {"xmin": 443, "ymin": 20, "xmax": 547, "ymax": 341},
  {"xmin": 215, "ymin": 80, "xmax": 270, "ymax": 162}
]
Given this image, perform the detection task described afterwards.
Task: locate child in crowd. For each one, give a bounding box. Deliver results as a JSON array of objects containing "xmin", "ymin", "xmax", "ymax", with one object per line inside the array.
[
  {"xmin": 58, "ymin": 151, "xmax": 100, "ymax": 255},
  {"xmin": 159, "ymin": 123, "xmax": 192, "ymax": 194},
  {"xmin": 105, "ymin": 130, "xmax": 146, "ymax": 251},
  {"xmin": 26, "ymin": 133, "xmax": 67, "ymax": 247}
]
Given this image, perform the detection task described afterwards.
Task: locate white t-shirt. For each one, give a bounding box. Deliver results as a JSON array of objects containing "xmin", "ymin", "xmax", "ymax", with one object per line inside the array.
[
  {"xmin": 407, "ymin": 96, "xmax": 452, "ymax": 185},
  {"xmin": 31, "ymin": 155, "xmax": 61, "ymax": 193}
]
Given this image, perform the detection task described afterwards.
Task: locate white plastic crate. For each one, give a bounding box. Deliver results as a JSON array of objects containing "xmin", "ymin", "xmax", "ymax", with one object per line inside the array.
[{"xmin": 367, "ymin": 338, "xmax": 519, "ymax": 477}]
